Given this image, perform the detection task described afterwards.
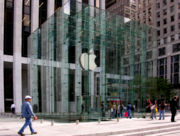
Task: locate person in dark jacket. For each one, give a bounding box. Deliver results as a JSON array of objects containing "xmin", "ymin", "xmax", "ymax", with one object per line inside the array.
[{"xmin": 170, "ymin": 96, "xmax": 178, "ymax": 122}]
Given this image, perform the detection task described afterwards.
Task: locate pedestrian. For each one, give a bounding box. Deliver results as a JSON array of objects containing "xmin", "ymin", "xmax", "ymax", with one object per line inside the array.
[
  {"xmin": 112, "ymin": 102, "xmax": 116, "ymax": 118},
  {"xmin": 118, "ymin": 101, "xmax": 124, "ymax": 118},
  {"xmin": 18, "ymin": 95, "xmax": 38, "ymax": 136},
  {"xmin": 170, "ymin": 96, "xmax": 178, "ymax": 122},
  {"xmin": 101, "ymin": 101, "xmax": 105, "ymax": 117},
  {"xmin": 145, "ymin": 99, "xmax": 152, "ymax": 118},
  {"xmin": 10, "ymin": 103, "xmax": 15, "ymax": 114},
  {"xmin": 127, "ymin": 102, "xmax": 132, "ymax": 119},
  {"xmin": 159, "ymin": 100, "xmax": 165, "ymax": 120},
  {"xmin": 151, "ymin": 101, "xmax": 157, "ymax": 120}
]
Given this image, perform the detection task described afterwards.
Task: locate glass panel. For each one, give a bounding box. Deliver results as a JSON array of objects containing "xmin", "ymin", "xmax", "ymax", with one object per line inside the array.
[{"xmin": 28, "ymin": 0, "xmax": 157, "ymax": 121}]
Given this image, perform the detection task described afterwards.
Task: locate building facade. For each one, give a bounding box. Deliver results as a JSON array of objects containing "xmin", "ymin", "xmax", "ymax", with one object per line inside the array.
[
  {"xmin": 0, "ymin": 0, "xmax": 106, "ymax": 114},
  {"xmin": 0, "ymin": 0, "xmax": 157, "ymax": 117},
  {"xmin": 29, "ymin": 0, "xmax": 156, "ymax": 117},
  {"xmin": 154, "ymin": 0, "xmax": 180, "ymax": 88},
  {"xmin": 107, "ymin": 0, "xmax": 180, "ymax": 88}
]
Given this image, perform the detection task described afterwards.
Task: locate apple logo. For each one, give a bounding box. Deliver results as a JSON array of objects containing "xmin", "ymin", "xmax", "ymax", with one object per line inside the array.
[{"xmin": 80, "ymin": 49, "xmax": 97, "ymax": 71}]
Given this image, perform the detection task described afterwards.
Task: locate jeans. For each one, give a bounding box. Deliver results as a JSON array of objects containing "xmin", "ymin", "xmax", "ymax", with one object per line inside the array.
[
  {"xmin": 119, "ymin": 110, "xmax": 123, "ymax": 118},
  {"xmin": 151, "ymin": 109, "xmax": 156, "ymax": 119},
  {"xmin": 159, "ymin": 110, "xmax": 165, "ymax": 120},
  {"xmin": 128, "ymin": 110, "xmax": 132, "ymax": 119},
  {"xmin": 112, "ymin": 109, "xmax": 116, "ymax": 118},
  {"xmin": 18, "ymin": 118, "xmax": 34, "ymax": 134}
]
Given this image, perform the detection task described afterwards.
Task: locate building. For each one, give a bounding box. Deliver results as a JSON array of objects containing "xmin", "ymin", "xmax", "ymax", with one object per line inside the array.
[
  {"xmin": 106, "ymin": 0, "xmax": 153, "ymax": 25},
  {"xmin": 154, "ymin": 0, "xmax": 180, "ymax": 89},
  {"xmin": 108, "ymin": 0, "xmax": 180, "ymax": 89},
  {"xmin": 28, "ymin": 0, "xmax": 156, "ymax": 117},
  {"xmin": 0, "ymin": 0, "xmax": 106, "ymax": 114},
  {"xmin": 0, "ymin": 0, "xmax": 156, "ymax": 117}
]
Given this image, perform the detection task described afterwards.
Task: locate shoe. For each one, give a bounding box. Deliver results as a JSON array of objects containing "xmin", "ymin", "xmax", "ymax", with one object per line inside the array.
[
  {"xmin": 31, "ymin": 132, "xmax": 37, "ymax": 135},
  {"xmin": 18, "ymin": 132, "xmax": 25, "ymax": 136}
]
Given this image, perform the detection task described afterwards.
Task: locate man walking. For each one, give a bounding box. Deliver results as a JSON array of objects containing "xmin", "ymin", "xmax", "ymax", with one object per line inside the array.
[
  {"xmin": 18, "ymin": 95, "xmax": 38, "ymax": 136},
  {"xmin": 170, "ymin": 96, "xmax": 178, "ymax": 122}
]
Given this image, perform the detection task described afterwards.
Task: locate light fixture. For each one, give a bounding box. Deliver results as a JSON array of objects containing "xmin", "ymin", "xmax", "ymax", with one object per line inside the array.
[
  {"xmin": 25, "ymin": 0, "xmax": 30, "ymax": 5},
  {"xmin": 39, "ymin": 2, "xmax": 44, "ymax": 8}
]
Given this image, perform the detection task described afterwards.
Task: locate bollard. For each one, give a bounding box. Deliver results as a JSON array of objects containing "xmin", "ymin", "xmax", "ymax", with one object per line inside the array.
[
  {"xmin": 98, "ymin": 118, "xmax": 101, "ymax": 124},
  {"xmin": 51, "ymin": 120, "xmax": 54, "ymax": 126},
  {"xmin": 40, "ymin": 119, "xmax": 43, "ymax": 124},
  {"xmin": 117, "ymin": 117, "xmax": 119, "ymax": 122},
  {"xmin": 76, "ymin": 120, "xmax": 79, "ymax": 125}
]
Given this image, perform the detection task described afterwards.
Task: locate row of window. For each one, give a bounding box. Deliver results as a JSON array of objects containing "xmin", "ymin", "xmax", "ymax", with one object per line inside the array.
[
  {"xmin": 156, "ymin": 0, "xmax": 175, "ymax": 9},
  {"xmin": 158, "ymin": 43, "xmax": 180, "ymax": 56},
  {"xmin": 157, "ymin": 33, "xmax": 180, "ymax": 46},
  {"xmin": 158, "ymin": 55, "xmax": 180, "ymax": 85}
]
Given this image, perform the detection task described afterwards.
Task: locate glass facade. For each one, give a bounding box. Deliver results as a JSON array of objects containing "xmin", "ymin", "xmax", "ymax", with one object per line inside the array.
[{"xmin": 28, "ymin": 0, "xmax": 157, "ymax": 120}]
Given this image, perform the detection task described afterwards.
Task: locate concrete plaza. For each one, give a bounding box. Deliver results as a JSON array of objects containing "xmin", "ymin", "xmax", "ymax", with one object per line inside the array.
[{"xmin": 1, "ymin": 112, "xmax": 180, "ymax": 136}]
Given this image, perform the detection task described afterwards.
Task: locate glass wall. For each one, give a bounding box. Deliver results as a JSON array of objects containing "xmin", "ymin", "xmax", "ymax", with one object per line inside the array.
[{"xmin": 28, "ymin": 0, "xmax": 157, "ymax": 120}]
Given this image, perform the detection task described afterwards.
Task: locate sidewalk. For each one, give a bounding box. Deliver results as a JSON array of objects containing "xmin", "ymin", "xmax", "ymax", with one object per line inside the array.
[{"xmin": 0, "ymin": 113, "xmax": 180, "ymax": 136}]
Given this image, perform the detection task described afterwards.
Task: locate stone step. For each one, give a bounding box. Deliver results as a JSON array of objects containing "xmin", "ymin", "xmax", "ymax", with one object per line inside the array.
[
  {"xmin": 147, "ymin": 129, "xmax": 180, "ymax": 136},
  {"xmin": 121, "ymin": 125, "xmax": 180, "ymax": 136},
  {"xmin": 0, "ymin": 112, "xmax": 20, "ymax": 118},
  {"xmin": 76, "ymin": 123, "xmax": 180, "ymax": 136}
]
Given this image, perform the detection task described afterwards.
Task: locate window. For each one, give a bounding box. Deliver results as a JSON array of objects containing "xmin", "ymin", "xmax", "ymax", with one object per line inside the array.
[
  {"xmin": 39, "ymin": 0, "xmax": 47, "ymax": 26},
  {"xmin": 163, "ymin": 28, "xmax": 167, "ymax": 34},
  {"xmin": 171, "ymin": 0, "xmax": 174, "ymax": 2},
  {"xmin": 163, "ymin": 18, "xmax": 167, "ymax": 24},
  {"xmin": 163, "ymin": 0, "xmax": 167, "ymax": 5},
  {"xmin": 147, "ymin": 51, "xmax": 152, "ymax": 60},
  {"xmin": 179, "ymin": 23, "xmax": 180, "ymax": 29},
  {"xmin": 157, "ymin": 21, "xmax": 160, "ymax": 27},
  {"xmin": 156, "ymin": 12, "xmax": 160, "ymax": 18},
  {"xmin": 157, "ymin": 39, "xmax": 160, "ymax": 46},
  {"xmin": 173, "ymin": 43, "xmax": 180, "ymax": 52},
  {"xmin": 159, "ymin": 47, "xmax": 166, "ymax": 56},
  {"xmin": 22, "ymin": 0, "xmax": 31, "ymax": 57},
  {"xmin": 94, "ymin": 0, "xmax": 100, "ymax": 8},
  {"xmin": 179, "ymin": 13, "xmax": 180, "ymax": 19},
  {"xmin": 55, "ymin": 0, "xmax": 62, "ymax": 10},
  {"xmin": 158, "ymin": 58, "xmax": 167, "ymax": 78},
  {"xmin": 171, "ymin": 15, "xmax": 175, "ymax": 22},
  {"xmin": 123, "ymin": 58, "xmax": 129, "ymax": 65},
  {"xmin": 156, "ymin": 3, "xmax": 160, "ymax": 9},
  {"xmin": 170, "ymin": 6, "xmax": 174, "ymax": 12},
  {"xmin": 171, "ymin": 35, "xmax": 175, "ymax": 42},
  {"xmin": 4, "ymin": 0, "xmax": 14, "ymax": 55},
  {"xmin": 164, "ymin": 37, "xmax": 167, "ymax": 44},
  {"xmin": 163, "ymin": 9, "xmax": 167, "ymax": 15},
  {"xmin": 171, "ymin": 25, "xmax": 175, "ymax": 32},
  {"xmin": 157, "ymin": 30, "xmax": 160, "ymax": 36},
  {"xmin": 179, "ymin": 33, "xmax": 180, "ymax": 39}
]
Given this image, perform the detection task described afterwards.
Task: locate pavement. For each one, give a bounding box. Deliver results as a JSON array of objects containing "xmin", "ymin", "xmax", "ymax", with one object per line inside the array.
[{"xmin": 1, "ymin": 112, "xmax": 180, "ymax": 136}]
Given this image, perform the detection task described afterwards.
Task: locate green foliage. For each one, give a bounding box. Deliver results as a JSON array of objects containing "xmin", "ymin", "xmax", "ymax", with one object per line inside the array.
[{"xmin": 146, "ymin": 77, "xmax": 175, "ymax": 101}]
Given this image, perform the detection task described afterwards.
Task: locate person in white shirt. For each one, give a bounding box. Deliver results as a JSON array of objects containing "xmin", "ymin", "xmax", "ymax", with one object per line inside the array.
[{"xmin": 10, "ymin": 103, "xmax": 15, "ymax": 114}]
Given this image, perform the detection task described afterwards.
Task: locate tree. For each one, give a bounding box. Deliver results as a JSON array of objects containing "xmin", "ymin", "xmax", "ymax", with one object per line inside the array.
[{"xmin": 145, "ymin": 77, "xmax": 175, "ymax": 101}]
